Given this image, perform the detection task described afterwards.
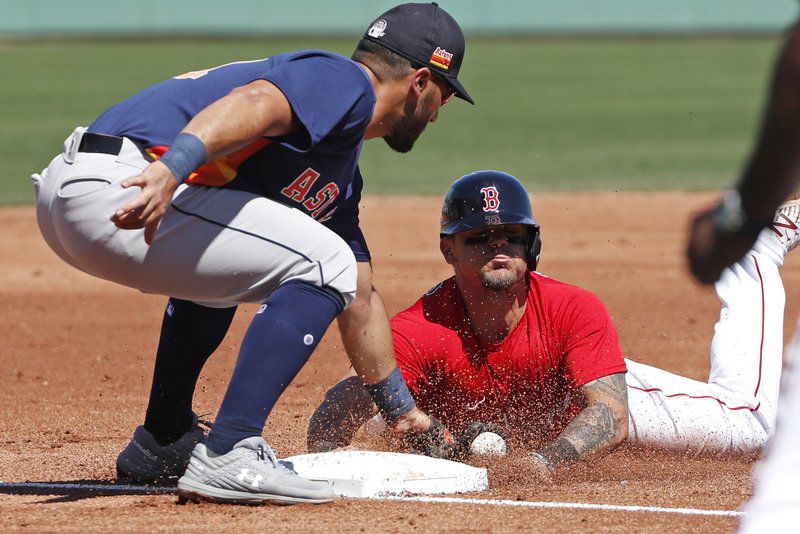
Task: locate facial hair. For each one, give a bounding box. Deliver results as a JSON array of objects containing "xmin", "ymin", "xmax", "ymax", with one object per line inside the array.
[
  {"xmin": 480, "ymin": 267, "xmax": 520, "ymax": 291},
  {"xmin": 383, "ymin": 91, "xmax": 436, "ymax": 153}
]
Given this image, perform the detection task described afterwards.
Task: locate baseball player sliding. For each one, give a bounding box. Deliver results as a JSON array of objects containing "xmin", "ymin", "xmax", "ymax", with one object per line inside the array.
[
  {"xmin": 31, "ymin": 3, "xmax": 472, "ymax": 505},
  {"xmin": 308, "ymin": 171, "xmax": 797, "ymax": 476}
]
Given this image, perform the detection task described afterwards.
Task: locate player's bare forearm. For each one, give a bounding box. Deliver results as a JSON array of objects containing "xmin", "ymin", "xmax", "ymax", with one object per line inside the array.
[
  {"xmin": 307, "ymin": 375, "xmax": 376, "ymax": 452},
  {"xmin": 532, "ymin": 373, "xmax": 628, "ymax": 470},
  {"xmin": 337, "ymin": 262, "xmax": 397, "ymax": 384},
  {"xmin": 182, "ymin": 79, "xmax": 300, "ymax": 161},
  {"xmin": 337, "ymin": 261, "xmax": 431, "ymax": 435}
]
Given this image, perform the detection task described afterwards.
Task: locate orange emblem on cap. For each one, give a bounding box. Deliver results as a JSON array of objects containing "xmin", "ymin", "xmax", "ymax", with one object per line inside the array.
[{"xmin": 430, "ymin": 47, "xmax": 453, "ymax": 70}]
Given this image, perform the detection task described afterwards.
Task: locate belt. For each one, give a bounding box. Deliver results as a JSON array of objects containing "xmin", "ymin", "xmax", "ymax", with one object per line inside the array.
[
  {"xmin": 78, "ymin": 132, "xmax": 124, "ymax": 155},
  {"xmin": 77, "ymin": 132, "xmax": 153, "ymax": 161}
]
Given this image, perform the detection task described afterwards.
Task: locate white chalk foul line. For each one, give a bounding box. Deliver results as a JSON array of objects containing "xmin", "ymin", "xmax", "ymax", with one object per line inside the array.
[
  {"xmin": 375, "ymin": 495, "xmax": 743, "ymax": 517},
  {"xmin": 0, "ymin": 481, "xmax": 741, "ymax": 517}
]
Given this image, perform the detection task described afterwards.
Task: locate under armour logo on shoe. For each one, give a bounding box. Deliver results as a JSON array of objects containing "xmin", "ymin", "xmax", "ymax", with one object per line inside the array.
[{"xmin": 237, "ymin": 468, "xmax": 264, "ymax": 488}]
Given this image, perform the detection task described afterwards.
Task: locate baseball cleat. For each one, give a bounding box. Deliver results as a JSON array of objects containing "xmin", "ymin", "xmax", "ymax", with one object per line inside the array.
[
  {"xmin": 116, "ymin": 416, "xmax": 207, "ymax": 483},
  {"xmin": 176, "ymin": 437, "xmax": 334, "ymax": 505},
  {"xmin": 769, "ymin": 195, "xmax": 800, "ymax": 253}
]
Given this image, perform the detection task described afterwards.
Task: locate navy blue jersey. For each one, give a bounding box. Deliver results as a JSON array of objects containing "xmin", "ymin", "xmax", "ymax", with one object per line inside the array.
[{"xmin": 89, "ymin": 51, "xmax": 375, "ymax": 261}]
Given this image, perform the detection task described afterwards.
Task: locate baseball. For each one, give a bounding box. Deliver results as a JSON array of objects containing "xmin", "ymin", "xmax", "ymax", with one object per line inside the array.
[{"xmin": 469, "ymin": 431, "xmax": 507, "ymax": 456}]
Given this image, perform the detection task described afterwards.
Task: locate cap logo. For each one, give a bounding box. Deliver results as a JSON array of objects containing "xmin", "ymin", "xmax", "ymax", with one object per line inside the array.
[
  {"xmin": 368, "ymin": 19, "xmax": 387, "ymax": 38},
  {"xmin": 480, "ymin": 186, "xmax": 500, "ymax": 212},
  {"xmin": 430, "ymin": 47, "xmax": 453, "ymax": 70}
]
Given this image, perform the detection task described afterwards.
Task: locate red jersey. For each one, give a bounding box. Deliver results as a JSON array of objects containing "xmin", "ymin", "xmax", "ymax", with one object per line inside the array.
[{"xmin": 391, "ymin": 273, "xmax": 626, "ymax": 444}]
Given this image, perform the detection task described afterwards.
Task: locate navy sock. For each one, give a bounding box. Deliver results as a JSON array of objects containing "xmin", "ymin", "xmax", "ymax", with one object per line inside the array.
[
  {"xmin": 144, "ymin": 298, "xmax": 237, "ymax": 445},
  {"xmin": 205, "ymin": 282, "xmax": 344, "ymax": 455}
]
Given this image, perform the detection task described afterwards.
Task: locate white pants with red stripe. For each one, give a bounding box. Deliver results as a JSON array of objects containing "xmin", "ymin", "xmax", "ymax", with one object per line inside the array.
[{"xmin": 625, "ymin": 234, "xmax": 785, "ymax": 455}]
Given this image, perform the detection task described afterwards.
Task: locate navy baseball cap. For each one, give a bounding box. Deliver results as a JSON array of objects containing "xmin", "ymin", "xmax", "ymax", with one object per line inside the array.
[{"xmin": 363, "ymin": 2, "xmax": 474, "ymax": 105}]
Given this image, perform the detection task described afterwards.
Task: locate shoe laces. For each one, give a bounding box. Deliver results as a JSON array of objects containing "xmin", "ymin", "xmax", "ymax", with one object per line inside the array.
[
  {"xmin": 256, "ymin": 444, "xmax": 279, "ymax": 468},
  {"xmin": 254, "ymin": 444, "xmax": 299, "ymax": 475}
]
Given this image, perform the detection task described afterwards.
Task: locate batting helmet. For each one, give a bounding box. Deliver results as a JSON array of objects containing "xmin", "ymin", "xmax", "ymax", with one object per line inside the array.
[{"xmin": 440, "ymin": 170, "xmax": 542, "ymax": 270}]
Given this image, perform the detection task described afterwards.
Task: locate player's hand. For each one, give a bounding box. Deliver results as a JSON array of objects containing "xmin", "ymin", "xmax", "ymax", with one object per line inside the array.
[
  {"xmin": 687, "ymin": 206, "xmax": 759, "ymax": 284},
  {"xmin": 388, "ymin": 406, "xmax": 431, "ymax": 436},
  {"xmin": 111, "ymin": 160, "xmax": 180, "ymax": 245},
  {"xmin": 388, "ymin": 409, "xmax": 460, "ymax": 459}
]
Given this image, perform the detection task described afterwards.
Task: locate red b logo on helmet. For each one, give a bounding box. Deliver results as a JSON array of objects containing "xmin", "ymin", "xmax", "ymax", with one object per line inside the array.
[{"xmin": 480, "ymin": 186, "xmax": 500, "ymax": 212}]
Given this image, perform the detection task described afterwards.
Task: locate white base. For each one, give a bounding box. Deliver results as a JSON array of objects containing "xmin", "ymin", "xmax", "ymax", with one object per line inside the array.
[{"xmin": 281, "ymin": 451, "xmax": 488, "ymax": 498}]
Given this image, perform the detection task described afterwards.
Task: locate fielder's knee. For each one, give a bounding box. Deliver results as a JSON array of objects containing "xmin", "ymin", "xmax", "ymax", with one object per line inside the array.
[
  {"xmin": 324, "ymin": 247, "xmax": 358, "ymax": 310},
  {"xmin": 284, "ymin": 243, "xmax": 358, "ymax": 311}
]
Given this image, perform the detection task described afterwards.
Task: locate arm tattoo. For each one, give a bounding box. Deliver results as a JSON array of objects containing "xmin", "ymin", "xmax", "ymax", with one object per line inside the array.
[
  {"xmin": 536, "ymin": 438, "xmax": 580, "ymax": 468},
  {"xmin": 582, "ymin": 372, "xmax": 628, "ymax": 406},
  {"xmin": 534, "ymin": 373, "xmax": 628, "ymax": 468}
]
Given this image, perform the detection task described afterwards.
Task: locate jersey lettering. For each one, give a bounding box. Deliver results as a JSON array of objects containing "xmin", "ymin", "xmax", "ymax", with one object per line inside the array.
[
  {"xmin": 281, "ymin": 168, "xmax": 320, "ymax": 201},
  {"xmin": 281, "ymin": 168, "xmax": 341, "ymax": 220},
  {"xmin": 304, "ymin": 183, "xmax": 340, "ymax": 217},
  {"xmin": 481, "ymin": 186, "xmax": 500, "ymax": 212},
  {"xmin": 318, "ymin": 206, "xmax": 338, "ymax": 223}
]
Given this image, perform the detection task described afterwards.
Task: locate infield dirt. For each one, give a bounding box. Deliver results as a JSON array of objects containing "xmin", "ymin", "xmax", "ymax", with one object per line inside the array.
[{"xmin": 2, "ymin": 192, "xmax": 796, "ymax": 532}]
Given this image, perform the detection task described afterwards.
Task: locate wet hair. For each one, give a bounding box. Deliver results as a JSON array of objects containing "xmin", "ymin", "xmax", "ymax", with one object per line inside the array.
[{"xmin": 351, "ymin": 39, "xmax": 415, "ymax": 82}]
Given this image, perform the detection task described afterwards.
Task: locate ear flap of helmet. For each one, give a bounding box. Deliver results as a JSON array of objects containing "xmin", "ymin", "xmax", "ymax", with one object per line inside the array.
[{"xmin": 527, "ymin": 228, "xmax": 542, "ymax": 271}]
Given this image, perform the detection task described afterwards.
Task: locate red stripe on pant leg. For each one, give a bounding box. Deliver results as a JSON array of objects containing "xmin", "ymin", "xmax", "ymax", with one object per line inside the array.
[
  {"xmin": 752, "ymin": 254, "xmax": 765, "ymax": 397},
  {"xmin": 627, "ymin": 385, "xmax": 760, "ymax": 412}
]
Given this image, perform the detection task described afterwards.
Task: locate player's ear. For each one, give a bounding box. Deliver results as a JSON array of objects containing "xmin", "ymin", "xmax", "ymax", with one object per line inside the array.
[
  {"xmin": 440, "ymin": 237, "xmax": 455, "ymax": 264},
  {"xmin": 410, "ymin": 67, "xmax": 432, "ymax": 99}
]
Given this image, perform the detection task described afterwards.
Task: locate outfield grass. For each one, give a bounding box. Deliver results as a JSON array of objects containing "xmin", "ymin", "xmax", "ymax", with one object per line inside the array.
[{"xmin": 0, "ymin": 36, "xmax": 781, "ymax": 205}]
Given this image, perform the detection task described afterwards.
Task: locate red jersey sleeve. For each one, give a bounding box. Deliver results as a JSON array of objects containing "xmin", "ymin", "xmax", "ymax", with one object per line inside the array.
[{"xmin": 558, "ymin": 289, "xmax": 627, "ymax": 388}]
